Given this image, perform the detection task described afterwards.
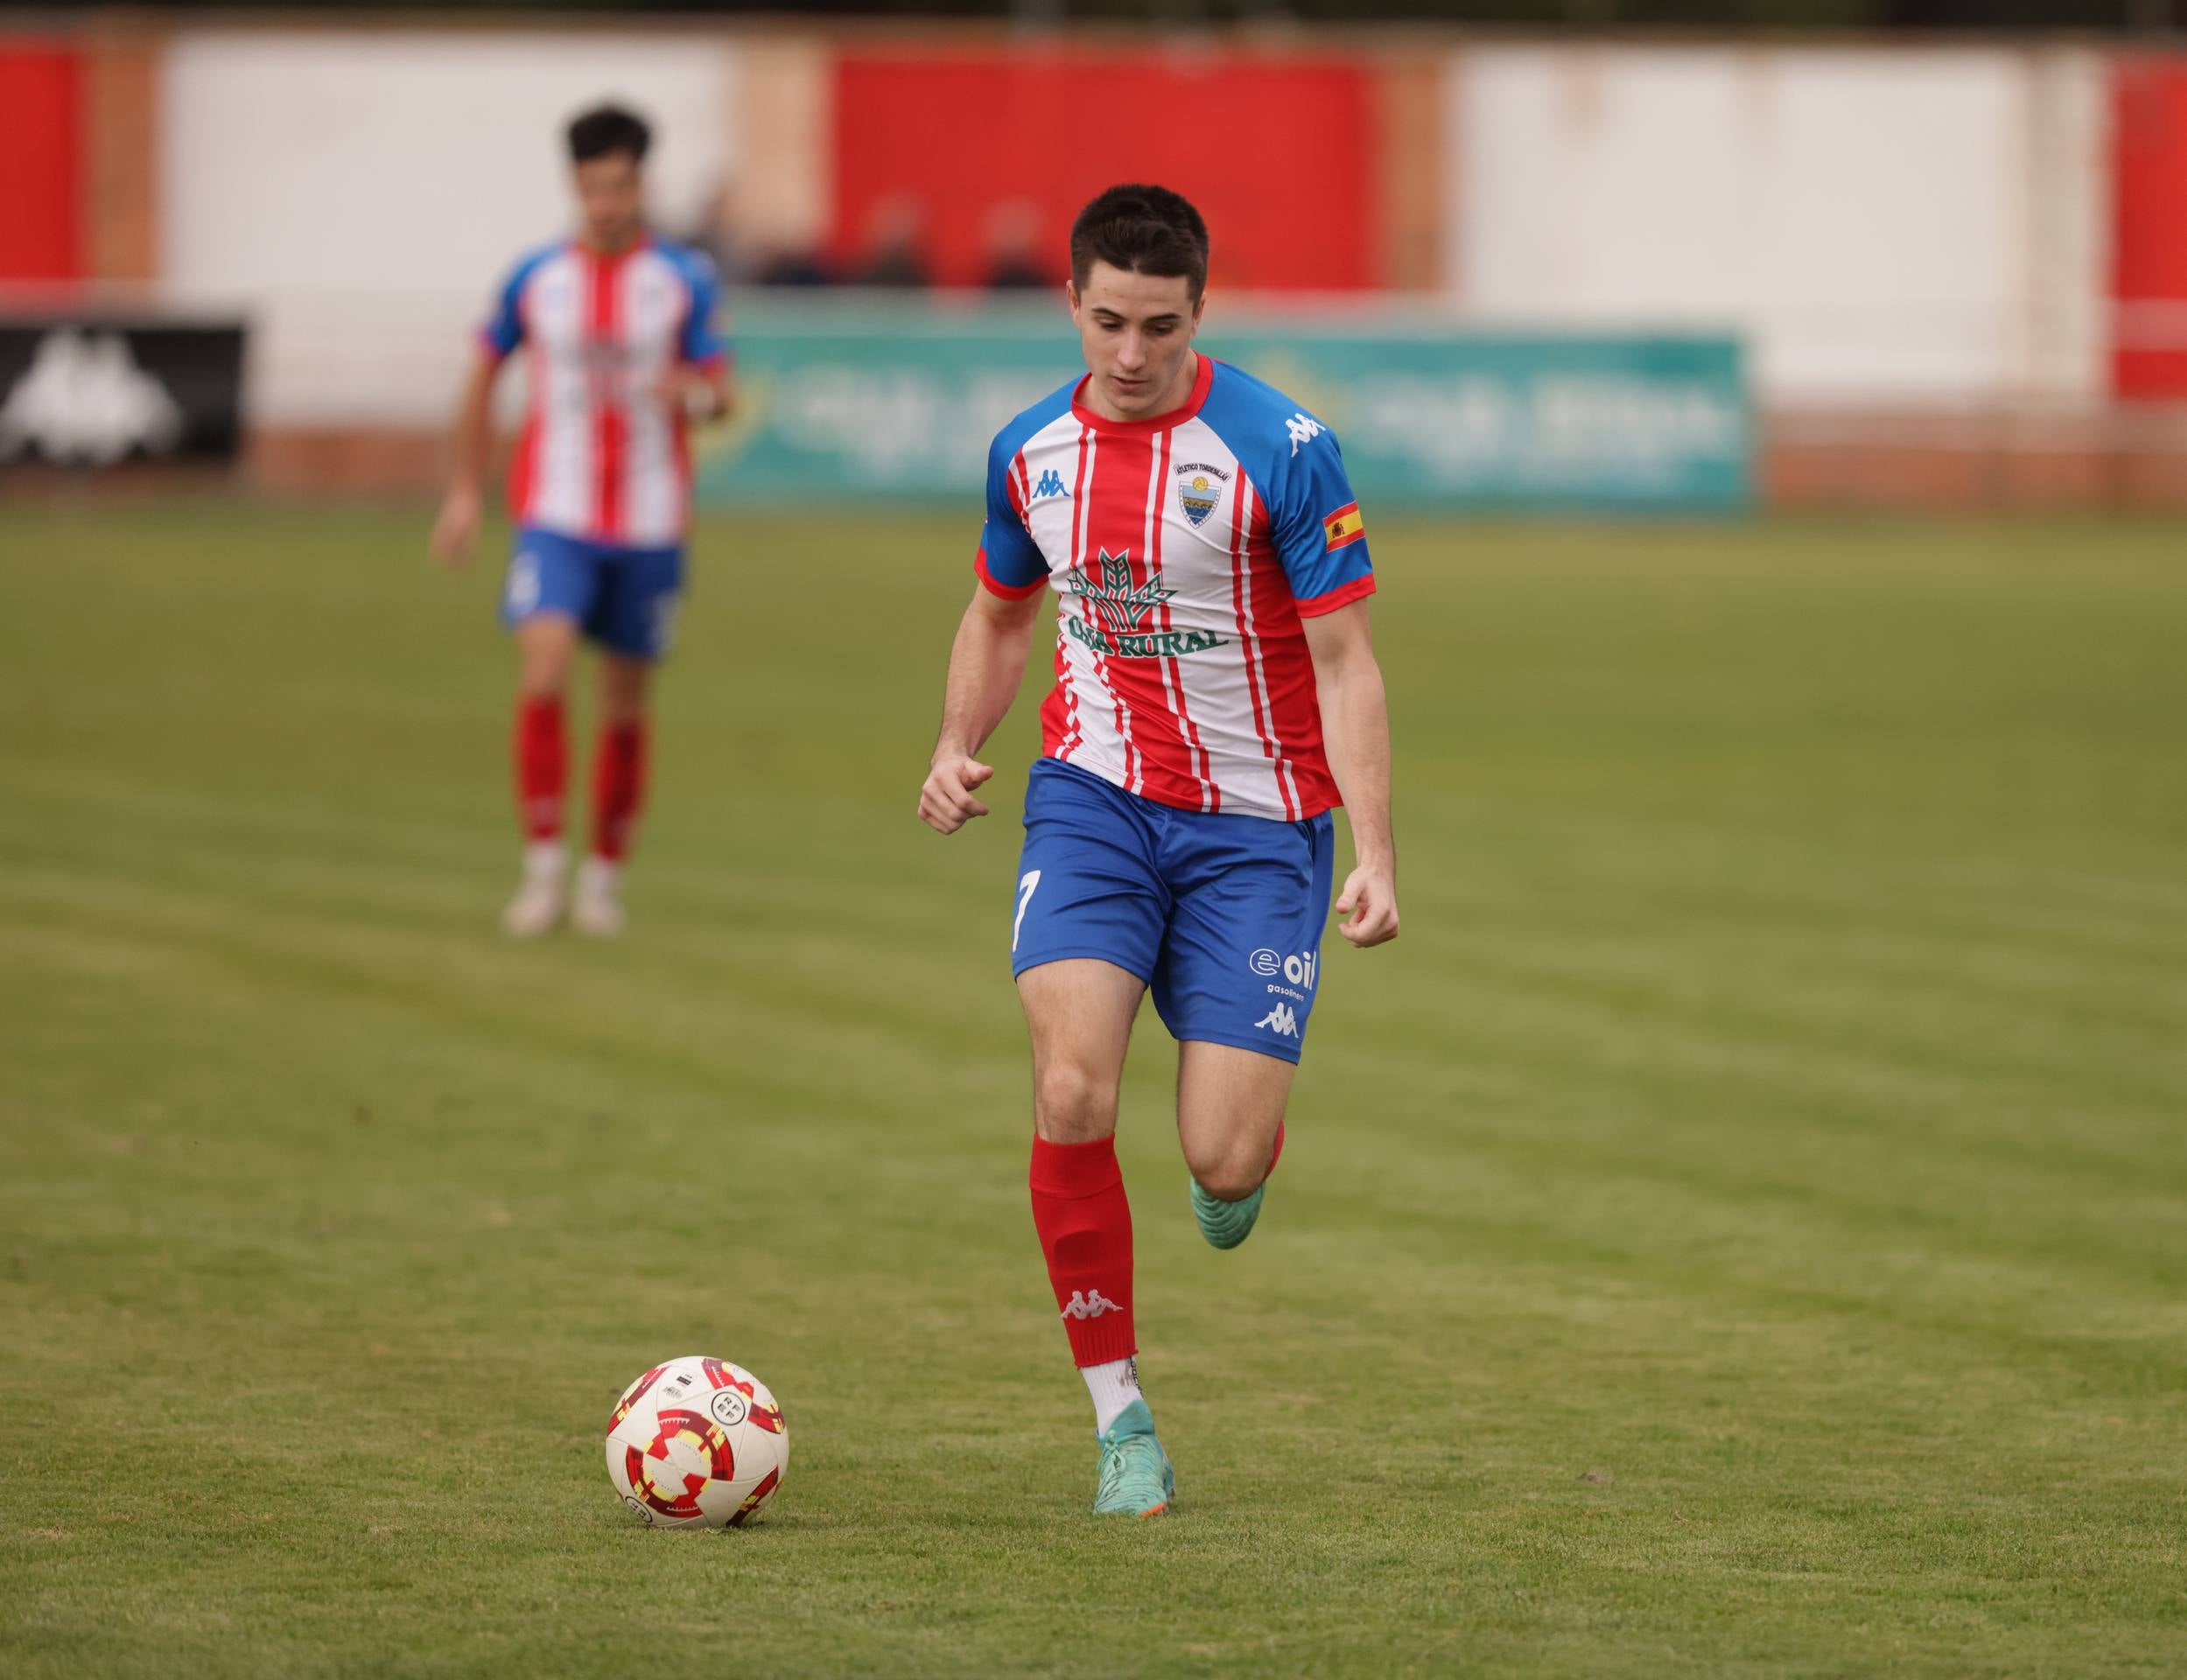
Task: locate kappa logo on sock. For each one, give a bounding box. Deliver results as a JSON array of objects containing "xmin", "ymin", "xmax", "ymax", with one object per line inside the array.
[
  {"xmin": 1254, "ymin": 1003, "xmax": 1300, "ymax": 1039},
  {"xmin": 1061, "ymin": 1289, "xmax": 1123, "ymax": 1320}
]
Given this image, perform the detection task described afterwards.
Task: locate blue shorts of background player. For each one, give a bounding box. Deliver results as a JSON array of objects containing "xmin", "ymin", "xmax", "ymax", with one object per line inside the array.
[
  {"xmin": 1011, "ymin": 760, "xmax": 1336, "ymax": 1064},
  {"xmin": 501, "ymin": 525, "xmax": 684, "ymax": 661}
]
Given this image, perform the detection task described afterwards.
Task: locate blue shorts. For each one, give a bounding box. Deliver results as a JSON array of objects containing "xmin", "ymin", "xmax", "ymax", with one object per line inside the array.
[
  {"xmin": 501, "ymin": 526, "xmax": 684, "ymax": 661},
  {"xmin": 1011, "ymin": 759, "xmax": 1336, "ymax": 1063}
]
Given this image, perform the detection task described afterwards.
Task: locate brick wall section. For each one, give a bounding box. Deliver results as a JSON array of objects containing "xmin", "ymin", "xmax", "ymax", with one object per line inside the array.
[
  {"xmin": 245, "ymin": 412, "xmax": 2187, "ymax": 511},
  {"xmin": 1375, "ymin": 51, "xmax": 1447, "ymax": 292},
  {"xmin": 1764, "ymin": 409, "xmax": 2187, "ymax": 512},
  {"xmin": 251, "ymin": 428, "xmax": 451, "ymax": 500},
  {"xmin": 82, "ymin": 22, "xmax": 161, "ymax": 287}
]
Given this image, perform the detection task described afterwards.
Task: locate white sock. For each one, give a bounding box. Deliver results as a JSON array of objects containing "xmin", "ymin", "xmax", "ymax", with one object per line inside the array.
[
  {"xmin": 522, "ymin": 840, "xmax": 566, "ymax": 881},
  {"xmin": 1082, "ymin": 1356, "xmax": 1142, "ymax": 1434}
]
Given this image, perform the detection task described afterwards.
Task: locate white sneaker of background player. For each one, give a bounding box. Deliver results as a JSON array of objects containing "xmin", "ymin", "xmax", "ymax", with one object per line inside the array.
[
  {"xmin": 501, "ymin": 842, "xmax": 568, "ymax": 938},
  {"xmin": 571, "ymin": 856, "xmax": 626, "ymax": 938}
]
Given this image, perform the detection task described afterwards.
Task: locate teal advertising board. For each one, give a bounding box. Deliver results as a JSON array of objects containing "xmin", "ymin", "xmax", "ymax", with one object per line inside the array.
[{"xmin": 694, "ymin": 302, "xmax": 1750, "ymax": 514}]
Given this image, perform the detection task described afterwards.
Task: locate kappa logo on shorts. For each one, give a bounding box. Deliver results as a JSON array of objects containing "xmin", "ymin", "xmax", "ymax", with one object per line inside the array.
[
  {"xmin": 1061, "ymin": 1289, "xmax": 1123, "ymax": 1320},
  {"xmin": 1255, "ymin": 1004, "xmax": 1300, "ymax": 1039}
]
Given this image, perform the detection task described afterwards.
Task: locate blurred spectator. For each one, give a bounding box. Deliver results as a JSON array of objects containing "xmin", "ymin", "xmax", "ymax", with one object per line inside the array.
[
  {"xmin": 754, "ymin": 244, "xmax": 836, "ymax": 288},
  {"xmin": 683, "ymin": 179, "xmax": 753, "ymax": 285},
  {"xmin": 982, "ymin": 200, "xmax": 1052, "ymax": 292},
  {"xmin": 852, "ymin": 194, "xmax": 933, "ymax": 289}
]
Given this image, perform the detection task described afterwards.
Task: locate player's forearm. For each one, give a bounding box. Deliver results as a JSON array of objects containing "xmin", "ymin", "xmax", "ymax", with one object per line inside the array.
[
  {"xmin": 934, "ymin": 600, "xmax": 1037, "ymax": 761},
  {"xmin": 1319, "ymin": 658, "xmax": 1395, "ymax": 870},
  {"xmin": 445, "ymin": 360, "xmax": 499, "ymax": 494}
]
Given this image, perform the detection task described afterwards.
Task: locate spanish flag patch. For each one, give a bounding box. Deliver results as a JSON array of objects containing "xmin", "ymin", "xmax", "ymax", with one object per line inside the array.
[{"xmin": 1322, "ymin": 501, "xmax": 1365, "ymax": 551}]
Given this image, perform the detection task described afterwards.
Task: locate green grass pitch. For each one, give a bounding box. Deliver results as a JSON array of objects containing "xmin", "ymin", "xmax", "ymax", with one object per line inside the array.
[{"xmin": 3, "ymin": 504, "xmax": 2183, "ymax": 1677}]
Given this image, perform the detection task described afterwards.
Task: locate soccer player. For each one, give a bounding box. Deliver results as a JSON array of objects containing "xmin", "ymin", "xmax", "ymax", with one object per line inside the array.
[
  {"xmin": 917, "ymin": 185, "xmax": 1399, "ymax": 1517},
  {"xmin": 430, "ymin": 102, "xmax": 730, "ymax": 937}
]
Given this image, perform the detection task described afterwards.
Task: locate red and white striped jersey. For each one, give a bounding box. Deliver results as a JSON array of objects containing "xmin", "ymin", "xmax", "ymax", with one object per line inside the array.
[
  {"xmin": 479, "ymin": 237, "xmax": 725, "ymax": 549},
  {"xmin": 974, "ymin": 355, "xmax": 1376, "ymax": 822}
]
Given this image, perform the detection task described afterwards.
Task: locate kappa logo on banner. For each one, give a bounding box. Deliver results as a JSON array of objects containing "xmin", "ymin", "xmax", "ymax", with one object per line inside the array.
[{"xmin": 0, "ymin": 329, "xmax": 185, "ymax": 466}]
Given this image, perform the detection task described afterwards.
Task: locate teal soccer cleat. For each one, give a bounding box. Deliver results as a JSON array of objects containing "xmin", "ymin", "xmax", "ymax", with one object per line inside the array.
[
  {"xmin": 1189, "ymin": 1176, "xmax": 1265, "ymax": 1250},
  {"xmin": 1091, "ymin": 1398, "xmax": 1174, "ymax": 1517}
]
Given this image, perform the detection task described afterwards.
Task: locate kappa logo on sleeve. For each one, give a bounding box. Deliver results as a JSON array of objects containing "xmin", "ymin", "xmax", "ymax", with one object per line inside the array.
[
  {"xmin": 1033, "ymin": 468, "xmax": 1069, "ymax": 500},
  {"xmin": 1285, "ymin": 412, "xmax": 1326, "ymax": 457}
]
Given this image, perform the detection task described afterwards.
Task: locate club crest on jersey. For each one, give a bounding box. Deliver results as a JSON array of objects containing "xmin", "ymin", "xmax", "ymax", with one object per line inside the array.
[
  {"xmin": 1063, "ymin": 550, "xmax": 1229, "ymax": 662},
  {"xmin": 1174, "ymin": 459, "xmax": 1230, "ymax": 528}
]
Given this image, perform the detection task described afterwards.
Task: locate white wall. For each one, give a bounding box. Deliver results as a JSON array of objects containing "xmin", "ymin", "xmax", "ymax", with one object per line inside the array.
[
  {"xmin": 161, "ymin": 31, "xmax": 740, "ymax": 424},
  {"xmin": 1449, "ymin": 45, "xmax": 2108, "ymax": 407},
  {"xmin": 154, "ymin": 31, "xmax": 2113, "ymax": 424}
]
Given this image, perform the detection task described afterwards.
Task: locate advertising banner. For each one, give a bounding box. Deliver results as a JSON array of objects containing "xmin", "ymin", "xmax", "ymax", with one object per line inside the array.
[
  {"xmin": 0, "ymin": 318, "xmax": 247, "ymax": 467},
  {"xmin": 695, "ymin": 302, "xmax": 1750, "ymax": 514}
]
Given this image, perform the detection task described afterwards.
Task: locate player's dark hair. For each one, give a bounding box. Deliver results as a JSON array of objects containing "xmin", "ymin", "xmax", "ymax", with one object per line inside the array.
[
  {"xmin": 1069, "ymin": 185, "xmax": 1209, "ymax": 299},
  {"xmin": 567, "ymin": 103, "xmax": 652, "ymax": 166}
]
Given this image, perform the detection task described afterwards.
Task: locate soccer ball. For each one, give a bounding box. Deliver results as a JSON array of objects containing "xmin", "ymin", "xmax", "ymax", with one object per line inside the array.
[{"xmin": 604, "ymin": 1355, "xmax": 789, "ymax": 1529}]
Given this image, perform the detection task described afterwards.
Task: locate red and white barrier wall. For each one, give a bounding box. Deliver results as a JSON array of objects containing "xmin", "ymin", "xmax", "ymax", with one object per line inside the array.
[
  {"xmin": 4, "ymin": 22, "xmax": 2185, "ymax": 500},
  {"xmin": 0, "ymin": 40, "xmax": 81, "ymax": 285}
]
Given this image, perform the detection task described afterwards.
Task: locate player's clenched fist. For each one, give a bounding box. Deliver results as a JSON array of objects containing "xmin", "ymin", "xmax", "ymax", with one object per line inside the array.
[
  {"xmin": 919, "ymin": 754, "xmax": 994, "ymax": 835},
  {"xmin": 1335, "ymin": 864, "xmax": 1399, "ymax": 948}
]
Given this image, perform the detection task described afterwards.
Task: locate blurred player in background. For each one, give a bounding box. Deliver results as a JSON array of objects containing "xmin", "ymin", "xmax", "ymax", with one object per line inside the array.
[
  {"xmin": 431, "ymin": 103, "xmax": 730, "ymax": 937},
  {"xmin": 918, "ymin": 185, "xmax": 1399, "ymax": 1518}
]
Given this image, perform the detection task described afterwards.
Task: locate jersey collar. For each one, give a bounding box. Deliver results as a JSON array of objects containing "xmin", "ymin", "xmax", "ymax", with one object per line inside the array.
[
  {"xmin": 1070, "ymin": 352, "xmax": 1215, "ymax": 438},
  {"xmin": 574, "ymin": 233, "xmax": 653, "ymax": 266}
]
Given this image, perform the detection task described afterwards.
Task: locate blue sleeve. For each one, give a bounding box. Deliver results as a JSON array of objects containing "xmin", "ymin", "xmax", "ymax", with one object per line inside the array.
[
  {"xmin": 974, "ymin": 433, "xmax": 1048, "ymax": 598},
  {"xmin": 1271, "ymin": 422, "xmax": 1375, "ymax": 616},
  {"xmin": 678, "ymin": 255, "xmax": 726, "ymax": 367},
  {"xmin": 480, "ymin": 259, "xmax": 529, "ymax": 360}
]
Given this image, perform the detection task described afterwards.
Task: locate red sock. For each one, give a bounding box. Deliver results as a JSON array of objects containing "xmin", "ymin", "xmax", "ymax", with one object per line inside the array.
[
  {"xmin": 514, "ymin": 695, "xmax": 566, "ymax": 842},
  {"xmin": 1029, "ymin": 1134, "xmax": 1136, "ymax": 1368},
  {"xmin": 1268, "ymin": 1120, "xmax": 1286, "ymax": 1178},
  {"xmin": 591, "ymin": 719, "xmax": 648, "ymax": 863}
]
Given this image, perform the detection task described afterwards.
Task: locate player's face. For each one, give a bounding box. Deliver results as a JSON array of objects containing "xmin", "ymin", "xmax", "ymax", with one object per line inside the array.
[
  {"xmin": 1069, "ymin": 262, "xmax": 1204, "ymax": 421},
  {"xmin": 573, "ymin": 152, "xmax": 646, "ymax": 254}
]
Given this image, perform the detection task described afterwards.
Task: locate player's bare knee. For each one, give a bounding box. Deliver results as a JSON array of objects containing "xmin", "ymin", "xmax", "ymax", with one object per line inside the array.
[
  {"xmin": 1188, "ymin": 1151, "xmax": 1265, "ymax": 1204},
  {"xmin": 1033, "ymin": 1061, "xmax": 1117, "ymax": 1144},
  {"xmin": 599, "ymin": 659, "xmax": 650, "ymax": 723},
  {"xmin": 517, "ymin": 647, "xmax": 573, "ymax": 699},
  {"xmin": 1181, "ymin": 1110, "xmax": 1280, "ymax": 1200}
]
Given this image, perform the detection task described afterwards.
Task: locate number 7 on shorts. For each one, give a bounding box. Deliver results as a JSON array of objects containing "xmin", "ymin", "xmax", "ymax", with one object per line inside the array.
[{"xmin": 1013, "ymin": 870, "xmax": 1042, "ymax": 954}]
